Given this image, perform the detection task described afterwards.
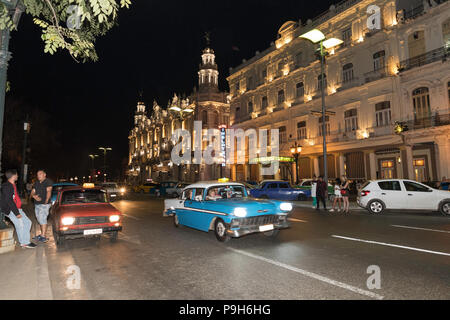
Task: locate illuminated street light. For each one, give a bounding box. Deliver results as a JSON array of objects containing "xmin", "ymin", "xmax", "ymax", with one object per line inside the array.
[
  {"xmin": 300, "ymin": 29, "xmax": 342, "ymax": 183},
  {"xmin": 290, "ymin": 143, "xmax": 302, "ymax": 185}
]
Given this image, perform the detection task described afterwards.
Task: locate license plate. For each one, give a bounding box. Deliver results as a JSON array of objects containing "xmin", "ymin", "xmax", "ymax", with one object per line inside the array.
[
  {"xmin": 84, "ymin": 229, "xmax": 103, "ymax": 236},
  {"xmin": 259, "ymin": 224, "xmax": 274, "ymax": 232},
  {"xmin": 111, "ymin": 194, "xmax": 117, "ymax": 197}
]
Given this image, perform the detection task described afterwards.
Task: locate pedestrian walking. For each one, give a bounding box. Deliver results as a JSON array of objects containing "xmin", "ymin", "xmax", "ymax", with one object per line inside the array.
[
  {"xmin": 311, "ymin": 175, "xmax": 317, "ymax": 209},
  {"xmin": 340, "ymin": 175, "xmax": 350, "ymax": 213},
  {"xmin": 316, "ymin": 176, "xmax": 327, "ymax": 211},
  {"xmin": 30, "ymin": 169, "xmax": 53, "ymax": 243},
  {"xmin": 329, "ymin": 178, "xmax": 342, "ymax": 212},
  {"xmin": 0, "ymin": 169, "xmax": 36, "ymax": 249}
]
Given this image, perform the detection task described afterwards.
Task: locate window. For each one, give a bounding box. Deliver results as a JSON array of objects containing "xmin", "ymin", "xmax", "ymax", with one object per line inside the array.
[
  {"xmin": 412, "ymin": 87, "xmax": 431, "ymax": 120},
  {"xmin": 443, "ymin": 18, "xmax": 450, "ymax": 47},
  {"xmin": 295, "ymin": 52, "xmax": 303, "ymax": 67},
  {"xmin": 297, "ymin": 121, "xmax": 307, "ymax": 139},
  {"xmin": 262, "ymin": 96, "xmax": 268, "ymax": 109},
  {"xmin": 247, "ymin": 101, "xmax": 253, "ymax": 114},
  {"xmin": 373, "ymin": 51, "xmax": 385, "ymax": 71},
  {"xmin": 279, "ymin": 126, "xmax": 287, "ymax": 144},
  {"xmin": 279, "ymin": 183, "xmax": 289, "ymax": 189},
  {"xmin": 343, "ymin": 63, "xmax": 354, "ymax": 83},
  {"xmin": 268, "ymin": 183, "xmax": 278, "ymax": 189},
  {"xmin": 375, "ymin": 101, "xmax": 391, "ymax": 127},
  {"xmin": 403, "ymin": 181, "xmax": 430, "ymax": 192},
  {"xmin": 344, "ymin": 109, "xmax": 358, "ymax": 132},
  {"xmin": 62, "ymin": 190, "xmax": 107, "ymax": 205},
  {"xmin": 235, "ymin": 107, "xmax": 240, "ymax": 118},
  {"xmin": 247, "ymin": 76, "xmax": 254, "ymax": 90},
  {"xmin": 213, "ymin": 111, "xmax": 219, "ymax": 127},
  {"xmin": 235, "ymin": 82, "xmax": 240, "ymax": 93},
  {"xmin": 378, "ymin": 181, "xmax": 401, "ymax": 191},
  {"xmin": 278, "ymin": 90, "xmax": 285, "ymax": 104},
  {"xmin": 296, "ymin": 82, "xmax": 304, "ymax": 98},
  {"xmin": 318, "ymin": 116, "xmax": 330, "ymax": 137},
  {"xmin": 318, "ymin": 74, "xmax": 327, "ymax": 91},
  {"xmin": 342, "ymin": 27, "xmax": 352, "ymax": 46},
  {"xmin": 202, "ymin": 110, "xmax": 208, "ymax": 124},
  {"xmin": 262, "ymin": 69, "xmax": 267, "ymax": 82}
]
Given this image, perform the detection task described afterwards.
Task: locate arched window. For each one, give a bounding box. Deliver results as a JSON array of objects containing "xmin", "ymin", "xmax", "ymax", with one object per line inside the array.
[
  {"xmin": 442, "ymin": 18, "xmax": 450, "ymax": 47},
  {"xmin": 296, "ymin": 82, "xmax": 304, "ymax": 98},
  {"xmin": 318, "ymin": 74, "xmax": 327, "ymax": 91},
  {"xmin": 412, "ymin": 87, "xmax": 431, "ymax": 120}
]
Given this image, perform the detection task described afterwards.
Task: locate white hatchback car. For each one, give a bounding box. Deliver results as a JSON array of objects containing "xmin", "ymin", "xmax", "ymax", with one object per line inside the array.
[{"xmin": 357, "ymin": 179, "xmax": 450, "ymax": 216}]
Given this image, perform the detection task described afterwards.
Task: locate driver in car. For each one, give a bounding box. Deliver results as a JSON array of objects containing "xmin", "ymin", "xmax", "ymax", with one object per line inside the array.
[{"xmin": 206, "ymin": 188, "xmax": 221, "ymax": 201}]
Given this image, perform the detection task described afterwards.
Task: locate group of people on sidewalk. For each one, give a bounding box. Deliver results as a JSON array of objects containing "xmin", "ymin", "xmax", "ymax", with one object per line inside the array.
[
  {"xmin": 1, "ymin": 169, "xmax": 53, "ymax": 249},
  {"xmin": 310, "ymin": 175, "xmax": 351, "ymax": 214}
]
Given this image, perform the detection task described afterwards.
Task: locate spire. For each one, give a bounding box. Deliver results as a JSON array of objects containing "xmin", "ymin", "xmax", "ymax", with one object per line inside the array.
[{"xmin": 198, "ymin": 34, "xmax": 219, "ymax": 93}]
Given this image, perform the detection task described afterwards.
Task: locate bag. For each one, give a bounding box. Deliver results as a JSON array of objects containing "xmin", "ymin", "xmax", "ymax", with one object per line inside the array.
[{"xmin": 340, "ymin": 189, "xmax": 348, "ymax": 196}]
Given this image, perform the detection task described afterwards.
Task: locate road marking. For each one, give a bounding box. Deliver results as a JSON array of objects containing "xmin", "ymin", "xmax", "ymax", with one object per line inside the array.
[
  {"xmin": 122, "ymin": 213, "xmax": 140, "ymax": 220},
  {"xmin": 288, "ymin": 218, "xmax": 308, "ymax": 223},
  {"xmin": 332, "ymin": 235, "xmax": 450, "ymax": 257},
  {"xmin": 391, "ymin": 225, "xmax": 450, "ymax": 234},
  {"xmin": 227, "ymin": 248, "xmax": 384, "ymax": 300}
]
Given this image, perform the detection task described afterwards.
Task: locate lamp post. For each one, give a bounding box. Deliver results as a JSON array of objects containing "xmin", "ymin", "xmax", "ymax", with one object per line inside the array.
[
  {"xmin": 88, "ymin": 154, "xmax": 99, "ymax": 171},
  {"xmin": 98, "ymin": 147, "xmax": 112, "ymax": 178},
  {"xmin": 300, "ymin": 29, "xmax": 342, "ymax": 184},
  {"xmin": 0, "ymin": 0, "xmax": 24, "ymax": 175},
  {"xmin": 290, "ymin": 143, "xmax": 302, "ymax": 185},
  {"xmin": 19, "ymin": 115, "xmax": 30, "ymax": 196}
]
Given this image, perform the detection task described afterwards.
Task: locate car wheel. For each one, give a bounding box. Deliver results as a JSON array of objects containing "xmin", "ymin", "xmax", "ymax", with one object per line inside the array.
[
  {"xmin": 110, "ymin": 231, "xmax": 118, "ymax": 242},
  {"xmin": 174, "ymin": 214, "xmax": 180, "ymax": 228},
  {"xmin": 297, "ymin": 194, "xmax": 307, "ymax": 201},
  {"xmin": 214, "ymin": 219, "xmax": 230, "ymax": 242},
  {"xmin": 439, "ymin": 201, "xmax": 450, "ymax": 216},
  {"xmin": 263, "ymin": 229, "xmax": 280, "ymax": 237},
  {"xmin": 367, "ymin": 200, "xmax": 385, "ymax": 214}
]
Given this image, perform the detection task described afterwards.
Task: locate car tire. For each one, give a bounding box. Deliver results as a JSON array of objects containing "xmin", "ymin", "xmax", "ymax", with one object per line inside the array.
[
  {"xmin": 110, "ymin": 231, "xmax": 118, "ymax": 242},
  {"xmin": 263, "ymin": 229, "xmax": 280, "ymax": 237},
  {"xmin": 367, "ymin": 200, "xmax": 385, "ymax": 214},
  {"xmin": 174, "ymin": 214, "xmax": 180, "ymax": 228},
  {"xmin": 439, "ymin": 201, "xmax": 450, "ymax": 216},
  {"xmin": 214, "ymin": 219, "xmax": 230, "ymax": 243},
  {"xmin": 297, "ymin": 194, "xmax": 307, "ymax": 201}
]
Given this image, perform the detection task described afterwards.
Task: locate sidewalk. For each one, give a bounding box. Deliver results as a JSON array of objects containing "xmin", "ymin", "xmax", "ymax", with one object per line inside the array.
[
  {"xmin": 292, "ymin": 200, "xmax": 364, "ymax": 210},
  {"xmin": 0, "ymin": 203, "xmax": 53, "ymax": 300}
]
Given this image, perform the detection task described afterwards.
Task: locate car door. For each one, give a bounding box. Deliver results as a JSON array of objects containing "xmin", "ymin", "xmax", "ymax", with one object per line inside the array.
[
  {"xmin": 376, "ymin": 180, "xmax": 406, "ymax": 209},
  {"xmin": 402, "ymin": 181, "xmax": 435, "ymax": 210},
  {"xmin": 278, "ymin": 183, "xmax": 292, "ymax": 200},
  {"xmin": 266, "ymin": 183, "xmax": 279, "ymax": 199},
  {"xmin": 182, "ymin": 188, "xmax": 206, "ymax": 229}
]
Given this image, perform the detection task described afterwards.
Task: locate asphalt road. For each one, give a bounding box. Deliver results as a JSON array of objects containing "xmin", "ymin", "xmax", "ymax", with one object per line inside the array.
[{"xmin": 39, "ymin": 195, "xmax": 450, "ymax": 300}]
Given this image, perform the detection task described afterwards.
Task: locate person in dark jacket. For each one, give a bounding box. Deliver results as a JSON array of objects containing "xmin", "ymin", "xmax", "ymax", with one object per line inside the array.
[
  {"xmin": 316, "ymin": 176, "xmax": 327, "ymax": 210},
  {"xmin": 1, "ymin": 169, "xmax": 36, "ymax": 248}
]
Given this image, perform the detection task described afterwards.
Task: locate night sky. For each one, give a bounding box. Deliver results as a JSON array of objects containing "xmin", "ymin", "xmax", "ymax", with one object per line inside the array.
[{"xmin": 6, "ymin": 0, "xmax": 335, "ymax": 180}]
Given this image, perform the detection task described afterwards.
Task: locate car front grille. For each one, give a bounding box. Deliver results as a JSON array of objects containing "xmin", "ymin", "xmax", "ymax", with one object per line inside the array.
[
  {"xmin": 76, "ymin": 216, "xmax": 109, "ymax": 225},
  {"xmin": 236, "ymin": 215, "xmax": 280, "ymax": 227}
]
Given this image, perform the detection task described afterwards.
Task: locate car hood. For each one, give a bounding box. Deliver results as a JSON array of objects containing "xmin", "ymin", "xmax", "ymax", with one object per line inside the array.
[
  {"xmin": 57, "ymin": 203, "xmax": 120, "ymax": 216},
  {"xmin": 204, "ymin": 198, "xmax": 286, "ymax": 216}
]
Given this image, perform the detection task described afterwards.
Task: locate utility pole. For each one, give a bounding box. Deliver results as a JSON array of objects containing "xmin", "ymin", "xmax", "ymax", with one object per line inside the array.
[{"xmin": 19, "ymin": 114, "xmax": 30, "ymax": 195}]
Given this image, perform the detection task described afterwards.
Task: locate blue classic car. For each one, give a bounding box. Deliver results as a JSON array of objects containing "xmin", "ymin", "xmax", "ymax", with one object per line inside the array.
[
  {"xmin": 164, "ymin": 182, "xmax": 292, "ymax": 242},
  {"xmin": 250, "ymin": 180, "xmax": 311, "ymax": 201}
]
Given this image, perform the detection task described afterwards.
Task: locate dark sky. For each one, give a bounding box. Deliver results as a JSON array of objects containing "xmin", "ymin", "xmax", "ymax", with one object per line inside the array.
[{"xmin": 7, "ymin": 0, "xmax": 334, "ymax": 180}]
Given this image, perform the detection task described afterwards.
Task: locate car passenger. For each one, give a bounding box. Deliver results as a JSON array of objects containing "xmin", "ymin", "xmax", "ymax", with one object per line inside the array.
[{"xmin": 206, "ymin": 188, "xmax": 221, "ymax": 201}]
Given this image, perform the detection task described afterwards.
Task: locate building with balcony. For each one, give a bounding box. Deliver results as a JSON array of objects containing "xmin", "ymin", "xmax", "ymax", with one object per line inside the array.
[
  {"xmin": 128, "ymin": 47, "xmax": 230, "ymax": 184},
  {"xmin": 227, "ymin": 0, "xmax": 450, "ymax": 184}
]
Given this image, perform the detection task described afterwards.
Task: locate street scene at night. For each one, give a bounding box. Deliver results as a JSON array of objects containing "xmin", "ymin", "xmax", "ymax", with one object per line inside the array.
[{"xmin": 0, "ymin": 0, "xmax": 449, "ymax": 311}]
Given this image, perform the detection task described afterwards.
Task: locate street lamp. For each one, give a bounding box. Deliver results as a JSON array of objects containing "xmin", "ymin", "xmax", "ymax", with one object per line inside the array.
[
  {"xmin": 98, "ymin": 147, "xmax": 112, "ymax": 177},
  {"xmin": 300, "ymin": 29, "xmax": 343, "ymax": 184},
  {"xmin": 290, "ymin": 143, "xmax": 302, "ymax": 185},
  {"xmin": 88, "ymin": 154, "xmax": 99, "ymax": 171}
]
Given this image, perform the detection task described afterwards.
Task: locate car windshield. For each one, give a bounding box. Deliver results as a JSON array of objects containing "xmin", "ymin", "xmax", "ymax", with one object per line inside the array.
[
  {"xmin": 61, "ymin": 190, "xmax": 107, "ymax": 205},
  {"xmin": 205, "ymin": 185, "xmax": 247, "ymax": 200},
  {"xmin": 52, "ymin": 185, "xmax": 75, "ymax": 194}
]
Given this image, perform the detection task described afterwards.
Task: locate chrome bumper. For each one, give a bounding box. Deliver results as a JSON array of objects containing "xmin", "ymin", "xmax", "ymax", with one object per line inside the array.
[{"xmin": 226, "ymin": 221, "xmax": 290, "ymax": 238}]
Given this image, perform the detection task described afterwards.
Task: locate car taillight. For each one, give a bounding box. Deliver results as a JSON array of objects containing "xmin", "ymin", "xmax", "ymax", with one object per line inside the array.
[{"xmin": 360, "ymin": 190, "xmax": 370, "ymax": 197}]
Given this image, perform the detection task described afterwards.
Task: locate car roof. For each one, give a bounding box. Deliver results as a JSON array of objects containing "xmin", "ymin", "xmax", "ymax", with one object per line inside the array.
[
  {"xmin": 60, "ymin": 186, "xmax": 104, "ymax": 192},
  {"xmin": 53, "ymin": 182, "xmax": 78, "ymax": 186},
  {"xmin": 183, "ymin": 181, "xmax": 245, "ymax": 190},
  {"xmin": 261, "ymin": 180, "xmax": 289, "ymax": 184}
]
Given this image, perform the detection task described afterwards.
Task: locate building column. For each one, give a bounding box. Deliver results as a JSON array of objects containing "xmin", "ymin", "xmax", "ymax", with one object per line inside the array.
[
  {"xmin": 339, "ymin": 154, "xmax": 345, "ymax": 178},
  {"xmin": 244, "ymin": 164, "xmax": 250, "ymax": 181},
  {"xmin": 292, "ymin": 162, "xmax": 297, "ymax": 184},
  {"xmin": 401, "ymin": 145, "xmax": 414, "ymax": 179},
  {"xmin": 312, "ymin": 156, "xmax": 320, "ymax": 177},
  {"xmin": 369, "ymin": 152, "xmax": 377, "ymax": 180},
  {"xmin": 436, "ymin": 135, "xmax": 450, "ymax": 179},
  {"xmin": 231, "ymin": 165, "xmax": 237, "ymax": 181}
]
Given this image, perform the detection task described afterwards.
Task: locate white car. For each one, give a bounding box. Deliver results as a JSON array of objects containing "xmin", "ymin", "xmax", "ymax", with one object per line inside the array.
[
  {"xmin": 357, "ymin": 179, "xmax": 450, "ymax": 216},
  {"xmin": 97, "ymin": 182, "xmax": 126, "ymax": 201}
]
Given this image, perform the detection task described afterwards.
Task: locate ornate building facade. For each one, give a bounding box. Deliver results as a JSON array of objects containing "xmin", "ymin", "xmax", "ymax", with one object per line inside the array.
[
  {"xmin": 128, "ymin": 47, "xmax": 230, "ymax": 184},
  {"xmin": 227, "ymin": 0, "xmax": 450, "ymax": 184}
]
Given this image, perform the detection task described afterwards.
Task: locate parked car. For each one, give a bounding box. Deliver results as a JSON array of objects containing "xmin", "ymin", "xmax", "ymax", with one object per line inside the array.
[
  {"xmin": 97, "ymin": 182, "xmax": 126, "ymax": 201},
  {"xmin": 134, "ymin": 182, "xmax": 161, "ymax": 195},
  {"xmin": 159, "ymin": 181, "xmax": 178, "ymax": 197},
  {"xmin": 250, "ymin": 180, "xmax": 310, "ymax": 201},
  {"xmin": 51, "ymin": 186, "xmax": 123, "ymax": 245},
  {"xmin": 357, "ymin": 179, "xmax": 450, "ymax": 216},
  {"xmin": 163, "ymin": 182, "xmax": 292, "ymax": 242},
  {"xmin": 296, "ymin": 179, "xmax": 334, "ymax": 196},
  {"xmin": 51, "ymin": 182, "xmax": 78, "ymax": 205},
  {"xmin": 174, "ymin": 182, "xmax": 191, "ymax": 197}
]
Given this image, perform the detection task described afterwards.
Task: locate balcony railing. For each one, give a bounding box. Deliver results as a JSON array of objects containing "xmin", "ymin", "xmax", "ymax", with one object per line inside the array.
[
  {"xmin": 364, "ymin": 67, "xmax": 389, "ymax": 83},
  {"xmin": 337, "ymin": 77, "xmax": 362, "ymax": 92},
  {"xmin": 399, "ymin": 46, "xmax": 449, "ymax": 72},
  {"xmin": 402, "ymin": 113, "xmax": 450, "ymax": 130}
]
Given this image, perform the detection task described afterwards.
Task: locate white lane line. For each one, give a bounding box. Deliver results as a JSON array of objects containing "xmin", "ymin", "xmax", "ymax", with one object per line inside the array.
[
  {"xmin": 288, "ymin": 218, "xmax": 308, "ymax": 223},
  {"xmin": 227, "ymin": 248, "xmax": 384, "ymax": 300},
  {"xmin": 391, "ymin": 225, "xmax": 450, "ymax": 234},
  {"xmin": 332, "ymin": 235, "xmax": 450, "ymax": 257},
  {"xmin": 122, "ymin": 213, "xmax": 140, "ymax": 220}
]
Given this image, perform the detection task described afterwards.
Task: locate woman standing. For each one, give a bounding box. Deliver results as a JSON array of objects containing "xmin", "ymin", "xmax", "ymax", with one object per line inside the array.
[
  {"xmin": 311, "ymin": 175, "xmax": 317, "ymax": 209},
  {"xmin": 340, "ymin": 175, "xmax": 350, "ymax": 213},
  {"xmin": 329, "ymin": 178, "xmax": 342, "ymax": 212}
]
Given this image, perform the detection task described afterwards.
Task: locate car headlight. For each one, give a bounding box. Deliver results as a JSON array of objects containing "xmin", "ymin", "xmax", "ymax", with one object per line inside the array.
[
  {"xmin": 233, "ymin": 207, "xmax": 247, "ymax": 217},
  {"xmin": 61, "ymin": 217, "xmax": 75, "ymax": 226},
  {"xmin": 120, "ymin": 188, "xmax": 126, "ymax": 193},
  {"xmin": 280, "ymin": 202, "xmax": 293, "ymax": 212},
  {"xmin": 109, "ymin": 215, "xmax": 120, "ymax": 223}
]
